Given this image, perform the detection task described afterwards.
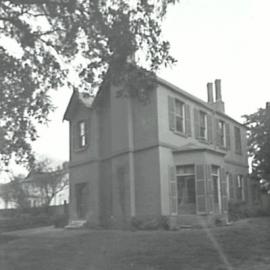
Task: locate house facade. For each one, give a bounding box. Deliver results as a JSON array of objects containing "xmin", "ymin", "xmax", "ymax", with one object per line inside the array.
[{"xmin": 64, "ymin": 78, "xmax": 249, "ymax": 228}]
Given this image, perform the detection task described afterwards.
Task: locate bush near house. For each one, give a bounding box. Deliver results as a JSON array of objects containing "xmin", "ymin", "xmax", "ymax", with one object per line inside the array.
[
  {"xmin": 0, "ymin": 204, "xmax": 69, "ymax": 232},
  {"xmin": 228, "ymin": 201, "xmax": 270, "ymax": 221}
]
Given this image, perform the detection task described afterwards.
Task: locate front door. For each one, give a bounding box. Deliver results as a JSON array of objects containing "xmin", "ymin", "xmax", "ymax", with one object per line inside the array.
[{"xmin": 75, "ymin": 183, "xmax": 88, "ymax": 219}]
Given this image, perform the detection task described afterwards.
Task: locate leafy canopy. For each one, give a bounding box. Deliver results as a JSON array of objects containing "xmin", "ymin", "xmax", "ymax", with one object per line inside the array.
[
  {"xmin": 0, "ymin": 0, "xmax": 178, "ymax": 166},
  {"xmin": 243, "ymin": 103, "xmax": 270, "ymax": 193}
]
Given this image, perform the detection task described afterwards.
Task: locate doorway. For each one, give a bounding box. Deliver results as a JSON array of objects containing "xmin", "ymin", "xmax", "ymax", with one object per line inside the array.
[{"xmin": 75, "ymin": 183, "xmax": 88, "ymax": 219}]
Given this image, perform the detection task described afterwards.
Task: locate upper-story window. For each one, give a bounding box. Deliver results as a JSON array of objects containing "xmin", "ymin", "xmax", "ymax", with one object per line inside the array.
[
  {"xmin": 175, "ymin": 99, "xmax": 185, "ymax": 133},
  {"xmin": 216, "ymin": 119, "xmax": 230, "ymax": 150},
  {"xmin": 194, "ymin": 109, "xmax": 212, "ymax": 143},
  {"xmin": 234, "ymin": 126, "xmax": 242, "ymax": 154},
  {"xmin": 74, "ymin": 120, "xmax": 88, "ymax": 150},
  {"xmin": 78, "ymin": 121, "xmax": 87, "ymax": 148},
  {"xmin": 218, "ymin": 120, "xmax": 226, "ymax": 147},
  {"xmin": 199, "ymin": 111, "xmax": 207, "ymax": 140},
  {"xmin": 236, "ymin": 175, "xmax": 245, "ymax": 201},
  {"xmin": 168, "ymin": 96, "xmax": 191, "ymax": 137}
]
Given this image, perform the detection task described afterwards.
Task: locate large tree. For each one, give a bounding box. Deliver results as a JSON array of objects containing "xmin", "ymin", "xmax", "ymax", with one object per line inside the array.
[
  {"xmin": 0, "ymin": 0, "xmax": 178, "ymax": 167},
  {"xmin": 243, "ymin": 103, "xmax": 270, "ymax": 193}
]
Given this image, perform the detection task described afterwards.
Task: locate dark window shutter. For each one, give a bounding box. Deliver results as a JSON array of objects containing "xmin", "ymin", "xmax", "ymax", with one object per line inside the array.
[
  {"xmin": 229, "ymin": 173, "xmax": 234, "ymax": 200},
  {"xmin": 225, "ymin": 123, "xmax": 231, "ymax": 150},
  {"xmin": 169, "ymin": 166, "xmax": 177, "ymax": 215},
  {"xmin": 215, "ymin": 119, "xmax": 221, "ymax": 147},
  {"xmin": 194, "ymin": 108, "xmax": 200, "ymax": 139},
  {"xmin": 168, "ymin": 96, "xmax": 175, "ymax": 131},
  {"xmin": 185, "ymin": 104, "xmax": 192, "ymax": 137},
  {"xmin": 244, "ymin": 175, "xmax": 248, "ymax": 202},
  {"xmin": 196, "ymin": 164, "xmax": 206, "ymax": 214},
  {"xmin": 206, "ymin": 165, "xmax": 213, "ymax": 213},
  {"xmin": 207, "ymin": 115, "xmax": 213, "ymax": 144},
  {"xmin": 220, "ymin": 168, "xmax": 228, "ymax": 212},
  {"xmin": 73, "ymin": 123, "xmax": 78, "ymax": 150},
  {"xmin": 86, "ymin": 117, "xmax": 91, "ymax": 146}
]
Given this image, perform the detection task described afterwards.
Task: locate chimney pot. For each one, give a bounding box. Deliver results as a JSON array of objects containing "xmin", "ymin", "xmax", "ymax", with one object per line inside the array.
[
  {"xmin": 207, "ymin": 82, "xmax": 214, "ymax": 103},
  {"xmin": 215, "ymin": 79, "xmax": 222, "ymax": 101}
]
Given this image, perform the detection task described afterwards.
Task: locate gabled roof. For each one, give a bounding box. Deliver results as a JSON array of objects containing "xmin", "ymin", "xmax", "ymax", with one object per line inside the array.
[
  {"xmin": 63, "ymin": 90, "xmax": 94, "ymax": 121},
  {"xmin": 63, "ymin": 76, "xmax": 245, "ymax": 128}
]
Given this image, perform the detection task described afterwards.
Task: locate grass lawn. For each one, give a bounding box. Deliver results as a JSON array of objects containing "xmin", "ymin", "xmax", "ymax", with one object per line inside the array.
[{"xmin": 0, "ymin": 217, "xmax": 270, "ymax": 270}]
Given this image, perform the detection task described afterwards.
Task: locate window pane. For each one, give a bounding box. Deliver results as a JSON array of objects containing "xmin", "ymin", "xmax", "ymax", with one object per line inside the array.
[
  {"xmin": 79, "ymin": 122, "xmax": 86, "ymax": 135},
  {"xmin": 176, "ymin": 116, "xmax": 184, "ymax": 132},
  {"xmin": 176, "ymin": 165, "xmax": 194, "ymax": 175},
  {"xmin": 175, "ymin": 100, "xmax": 183, "ymax": 116}
]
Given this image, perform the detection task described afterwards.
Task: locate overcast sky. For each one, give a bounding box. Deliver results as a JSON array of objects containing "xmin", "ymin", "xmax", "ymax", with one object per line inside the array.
[{"xmin": 3, "ymin": 0, "xmax": 270, "ymax": 176}]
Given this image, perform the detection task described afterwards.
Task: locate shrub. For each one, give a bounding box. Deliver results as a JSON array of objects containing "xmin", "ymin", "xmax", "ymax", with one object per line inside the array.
[
  {"xmin": 130, "ymin": 216, "xmax": 170, "ymax": 230},
  {"xmin": 52, "ymin": 214, "xmax": 68, "ymax": 228}
]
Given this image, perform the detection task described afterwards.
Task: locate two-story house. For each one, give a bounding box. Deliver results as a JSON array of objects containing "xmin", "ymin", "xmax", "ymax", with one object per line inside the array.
[{"xmin": 64, "ymin": 77, "xmax": 249, "ymax": 228}]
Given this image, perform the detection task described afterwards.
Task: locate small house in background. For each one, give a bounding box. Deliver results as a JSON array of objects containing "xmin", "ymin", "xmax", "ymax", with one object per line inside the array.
[
  {"xmin": 24, "ymin": 169, "xmax": 69, "ymax": 208},
  {"xmin": 64, "ymin": 77, "xmax": 251, "ymax": 228}
]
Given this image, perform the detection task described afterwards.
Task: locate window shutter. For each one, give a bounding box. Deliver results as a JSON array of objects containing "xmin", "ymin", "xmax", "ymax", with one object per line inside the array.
[
  {"xmin": 243, "ymin": 175, "xmax": 248, "ymax": 202},
  {"xmin": 206, "ymin": 165, "xmax": 213, "ymax": 213},
  {"xmin": 215, "ymin": 119, "xmax": 221, "ymax": 147},
  {"xmin": 168, "ymin": 96, "xmax": 175, "ymax": 131},
  {"xmin": 169, "ymin": 166, "xmax": 177, "ymax": 215},
  {"xmin": 225, "ymin": 123, "xmax": 230, "ymax": 150},
  {"xmin": 194, "ymin": 108, "xmax": 200, "ymax": 139},
  {"xmin": 229, "ymin": 173, "xmax": 234, "ymax": 200},
  {"xmin": 220, "ymin": 168, "xmax": 228, "ymax": 212},
  {"xmin": 195, "ymin": 164, "xmax": 206, "ymax": 214},
  {"xmin": 185, "ymin": 104, "xmax": 192, "ymax": 137},
  {"xmin": 86, "ymin": 117, "xmax": 91, "ymax": 146},
  {"xmin": 73, "ymin": 123, "xmax": 78, "ymax": 151},
  {"xmin": 207, "ymin": 115, "xmax": 213, "ymax": 144}
]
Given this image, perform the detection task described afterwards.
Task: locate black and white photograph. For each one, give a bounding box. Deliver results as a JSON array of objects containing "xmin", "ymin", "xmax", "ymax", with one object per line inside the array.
[{"xmin": 0, "ymin": 0, "xmax": 269, "ymax": 269}]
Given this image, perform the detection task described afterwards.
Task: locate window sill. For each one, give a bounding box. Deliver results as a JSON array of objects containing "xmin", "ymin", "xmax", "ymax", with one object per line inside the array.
[
  {"xmin": 198, "ymin": 138, "xmax": 209, "ymax": 144},
  {"xmin": 173, "ymin": 130, "xmax": 187, "ymax": 138},
  {"xmin": 74, "ymin": 145, "xmax": 88, "ymax": 153}
]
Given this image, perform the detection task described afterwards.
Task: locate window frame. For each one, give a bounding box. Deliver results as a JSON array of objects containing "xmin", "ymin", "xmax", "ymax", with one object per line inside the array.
[
  {"xmin": 174, "ymin": 99, "xmax": 185, "ymax": 134},
  {"xmin": 234, "ymin": 126, "xmax": 242, "ymax": 155},
  {"xmin": 78, "ymin": 120, "xmax": 87, "ymax": 149},
  {"xmin": 236, "ymin": 175, "xmax": 245, "ymax": 201},
  {"xmin": 199, "ymin": 110, "xmax": 208, "ymax": 140},
  {"xmin": 218, "ymin": 120, "xmax": 226, "ymax": 148}
]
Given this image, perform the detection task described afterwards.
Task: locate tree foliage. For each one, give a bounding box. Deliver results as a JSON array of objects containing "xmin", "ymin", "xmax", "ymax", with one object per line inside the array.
[
  {"xmin": 0, "ymin": 0, "xmax": 178, "ymax": 166},
  {"xmin": 0, "ymin": 174, "xmax": 30, "ymax": 209},
  {"xmin": 28, "ymin": 159, "xmax": 69, "ymax": 207},
  {"xmin": 243, "ymin": 103, "xmax": 270, "ymax": 193},
  {"xmin": 0, "ymin": 159, "xmax": 69, "ymax": 208}
]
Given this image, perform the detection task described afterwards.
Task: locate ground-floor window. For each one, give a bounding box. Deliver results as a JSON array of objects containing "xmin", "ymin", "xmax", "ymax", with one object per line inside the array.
[
  {"xmin": 236, "ymin": 175, "xmax": 245, "ymax": 201},
  {"xmin": 211, "ymin": 166, "xmax": 221, "ymax": 212},
  {"xmin": 176, "ymin": 165, "xmax": 196, "ymax": 214}
]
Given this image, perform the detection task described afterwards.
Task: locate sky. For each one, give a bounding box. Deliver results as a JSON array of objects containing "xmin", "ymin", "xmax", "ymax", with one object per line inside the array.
[{"xmin": 2, "ymin": 0, "xmax": 270, "ymax": 177}]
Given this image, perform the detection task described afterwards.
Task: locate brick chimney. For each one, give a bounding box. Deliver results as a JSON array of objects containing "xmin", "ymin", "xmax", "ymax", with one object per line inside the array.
[
  {"xmin": 207, "ymin": 82, "xmax": 214, "ymax": 103},
  {"xmin": 206, "ymin": 79, "xmax": 225, "ymax": 113},
  {"xmin": 213, "ymin": 79, "xmax": 225, "ymax": 113}
]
